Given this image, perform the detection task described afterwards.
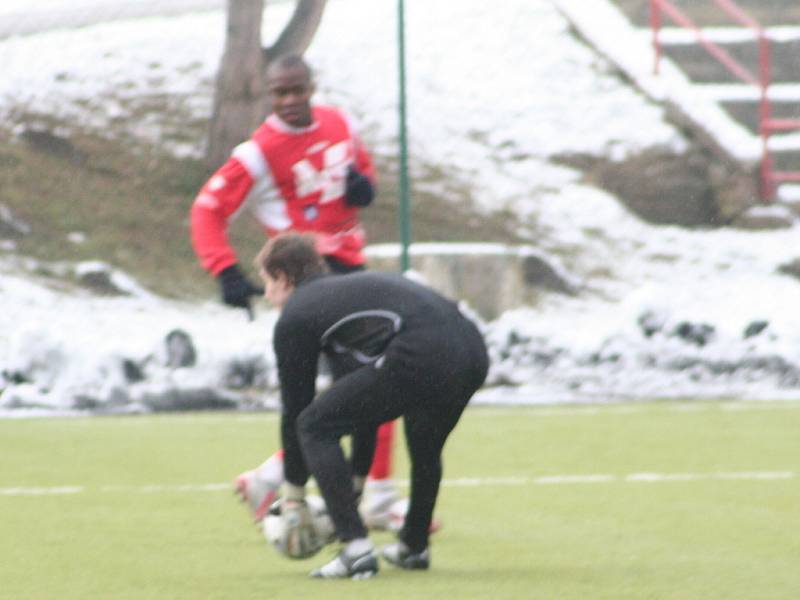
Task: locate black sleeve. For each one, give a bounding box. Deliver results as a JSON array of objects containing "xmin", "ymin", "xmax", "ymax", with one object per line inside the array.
[{"xmin": 273, "ymin": 315, "xmax": 320, "ymax": 486}]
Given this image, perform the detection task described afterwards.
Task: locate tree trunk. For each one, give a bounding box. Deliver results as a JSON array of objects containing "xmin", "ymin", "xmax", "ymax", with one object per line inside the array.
[{"xmin": 206, "ymin": 0, "xmax": 327, "ymax": 170}]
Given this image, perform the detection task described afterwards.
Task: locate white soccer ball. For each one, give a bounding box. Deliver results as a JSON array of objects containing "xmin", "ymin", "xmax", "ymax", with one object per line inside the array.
[{"xmin": 262, "ymin": 495, "xmax": 335, "ymax": 560}]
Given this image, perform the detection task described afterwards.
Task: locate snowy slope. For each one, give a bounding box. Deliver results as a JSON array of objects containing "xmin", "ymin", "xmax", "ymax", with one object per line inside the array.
[{"xmin": 2, "ymin": 0, "xmax": 800, "ymax": 415}]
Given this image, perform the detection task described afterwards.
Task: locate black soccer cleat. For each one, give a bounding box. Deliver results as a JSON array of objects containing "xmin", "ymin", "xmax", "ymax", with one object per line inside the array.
[{"xmin": 380, "ymin": 542, "xmax": 430, "ymax": 570}]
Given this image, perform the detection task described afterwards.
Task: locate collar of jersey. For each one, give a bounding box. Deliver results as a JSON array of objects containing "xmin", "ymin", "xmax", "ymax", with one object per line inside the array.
[
  {"xmin": 295, "ymin": 272, "xmax": 329, "ymax": 288},
  {"xmin": 266, "ymin": 112, "xmax": 321, "ymax": 135}
]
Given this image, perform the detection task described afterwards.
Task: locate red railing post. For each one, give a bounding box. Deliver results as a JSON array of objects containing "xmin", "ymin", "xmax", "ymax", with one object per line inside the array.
[
  {"xmin": 651, "ymin": 0, "xmax": 662, "ymax": 75},
  {"xmin": 757, "ymin": 33, "xmax": 776, "ymax": 200}
]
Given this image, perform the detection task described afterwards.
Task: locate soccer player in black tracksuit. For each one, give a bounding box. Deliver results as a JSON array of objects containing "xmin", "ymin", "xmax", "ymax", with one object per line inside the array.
[{"xmin": 256, "ymin": 232, "xmax": 489, "ymax": 579}]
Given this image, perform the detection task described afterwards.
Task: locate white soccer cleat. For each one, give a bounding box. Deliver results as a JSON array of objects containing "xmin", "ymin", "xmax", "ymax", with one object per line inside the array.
[
  {"xmin": 361, "ymin": 495, "xmax": 442, "ymax": 534},
  {"xmin": 309, "ymin": 548, "xmax": 379, "ymax": 579},
  {"xmin": 234, "ymin": 451, "xmax": 284, "ymax": 523}
]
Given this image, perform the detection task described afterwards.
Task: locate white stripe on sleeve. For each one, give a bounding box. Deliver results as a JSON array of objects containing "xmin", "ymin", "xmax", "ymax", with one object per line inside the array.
[
  {"xmin": 233, "ymin": 140, "xmax": 291, "ymax": 230},
  {"xmin": 232, "ymin": 140, "xmax": 269, "ymax": 180}
]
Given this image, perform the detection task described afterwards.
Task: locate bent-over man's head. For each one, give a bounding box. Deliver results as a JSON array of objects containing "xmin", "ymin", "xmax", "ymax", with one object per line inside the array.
[{"xmin": 255, "ymin": 233, "xmax": 327, "ymax": 307}]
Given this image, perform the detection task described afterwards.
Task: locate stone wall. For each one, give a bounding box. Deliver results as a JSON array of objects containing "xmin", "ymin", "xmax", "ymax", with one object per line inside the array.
[{"xmin": 365, "ymin": 243, "xmax": 579, "ymax": 320}]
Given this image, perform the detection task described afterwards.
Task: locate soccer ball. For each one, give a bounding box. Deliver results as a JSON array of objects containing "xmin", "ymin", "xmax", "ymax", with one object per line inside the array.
[{"xmin": 262, "ymin": 495, "xmax": 335, "ymax": 559}]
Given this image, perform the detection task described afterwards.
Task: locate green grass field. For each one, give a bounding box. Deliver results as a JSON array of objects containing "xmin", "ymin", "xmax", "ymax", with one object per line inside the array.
[{"xmin": 1, "ymin": 401, "xmax": 799, "ymax": 599}]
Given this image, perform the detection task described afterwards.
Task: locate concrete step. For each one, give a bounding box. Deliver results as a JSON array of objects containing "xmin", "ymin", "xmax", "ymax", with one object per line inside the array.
[
  {"xmin": 651, "ymin": 26, "xmax": 800, "ymax": 45},
  {"xmin": 694, "ymin": 84, "xmax": 800, "ymax": 103},
  {"xmin": 715, "ymin": 99, "xmax": 800, "ymax": 135},
  {"xmin": 778, "ymin": 184, "xmax": 800, "ymax": 202},
  {"xmin": 657, "ymin": 38, "xmax": 800, "ymax": 83},
  {"xmin": 768, "ymin": 133, "xmax": 800, "ymax": 154},
  {"xmin": 764, "ymin": 152, "xmax": 800, "ymax": 174}
]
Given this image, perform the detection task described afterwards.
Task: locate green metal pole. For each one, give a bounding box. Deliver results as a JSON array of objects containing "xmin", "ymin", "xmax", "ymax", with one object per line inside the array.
[{"xmin": 397, "ymin": 0, "xmax": 411, "ymax": 271}]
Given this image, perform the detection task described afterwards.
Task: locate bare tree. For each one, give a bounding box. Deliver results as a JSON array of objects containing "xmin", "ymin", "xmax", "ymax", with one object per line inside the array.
[{"xmin": 206, "ymin": 0, "xmax": 327, "ymax": 169}]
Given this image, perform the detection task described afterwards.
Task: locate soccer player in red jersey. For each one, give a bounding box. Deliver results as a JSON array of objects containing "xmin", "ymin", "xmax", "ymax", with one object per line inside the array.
[{"xmin": 191, "ymin": 54, "xmax": 399, "ymax": 530}]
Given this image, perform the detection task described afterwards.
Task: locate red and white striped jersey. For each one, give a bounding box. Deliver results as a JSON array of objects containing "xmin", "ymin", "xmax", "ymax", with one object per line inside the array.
[{"xmin": 191, "ymin": 105, "xmax": 376, "ymax": 275}]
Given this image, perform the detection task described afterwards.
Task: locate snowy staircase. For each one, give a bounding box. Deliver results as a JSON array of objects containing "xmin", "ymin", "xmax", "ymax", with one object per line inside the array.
[
  {"xmin": 553, "ymin": 0, "xmax": 800, "ymax": 207},
  {"xmin": 654, "ymin": 23, "xmax": 800, "ymax": 203}
]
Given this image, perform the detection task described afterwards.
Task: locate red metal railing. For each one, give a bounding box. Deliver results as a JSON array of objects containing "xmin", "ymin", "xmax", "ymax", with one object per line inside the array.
[{"xmin": 651, "ymin": 0, "xmax": 800, "ymax": 200}]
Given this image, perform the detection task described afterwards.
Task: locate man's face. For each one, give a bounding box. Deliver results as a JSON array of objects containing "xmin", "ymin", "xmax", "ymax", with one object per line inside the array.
[
  {"xmin": 267, "ymin": 64, "xmax": 314, "ymax": 127},
  {"xmin": 260, "ymin": 268, "xmax": 294, "ymax": 309}
]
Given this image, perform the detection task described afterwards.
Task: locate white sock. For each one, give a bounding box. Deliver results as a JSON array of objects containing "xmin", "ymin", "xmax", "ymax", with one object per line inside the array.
[
  {"xmin": 345, "ymin": 537, "xmax": 373, "ymax": 557},
  {"xmin": 365, "ymin": 478, "xmax": 396, "ymax": 493},
  {"xmin": 283, "ymin": 483, "xmax": 305, "ymax": 502}
]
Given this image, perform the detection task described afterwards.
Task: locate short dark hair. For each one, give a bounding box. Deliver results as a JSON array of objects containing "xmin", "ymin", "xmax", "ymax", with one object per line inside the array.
[
  {"xmin": 267, "ymin": 54, "xmax": 313, "ymax": 81},
  {"xmin": 255, "ymin": 232, "xmax": 327, "ymax": 286}
]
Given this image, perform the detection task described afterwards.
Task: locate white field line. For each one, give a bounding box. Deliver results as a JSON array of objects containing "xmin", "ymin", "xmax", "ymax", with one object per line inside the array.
[
  {"xmin": 0, "ymin": 485, "xmax": 84, "ymax": 496},
  {"xmin": 67, "ymin": 401, "xmax": 798, "ymax": 425},
  {"xmin": 472, "ymin": 401, "xmax": 800, "ymax": 418},
  {"xmin": 12, "ymin": 400, "xmax": 797, "ymax": 425},
  {"xmin": 1, "ymin": 471, "xmax": 795, "ymax": 496}
]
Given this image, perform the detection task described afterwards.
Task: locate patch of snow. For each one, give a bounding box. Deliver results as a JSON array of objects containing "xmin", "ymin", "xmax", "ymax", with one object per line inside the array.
[
  {"xmin": 2, "ymin": 0, "xmax": 800, "ymax": 413},
  {"xmin": 651, "ymin": 26, "xmax": 800, "ymax": 45}
]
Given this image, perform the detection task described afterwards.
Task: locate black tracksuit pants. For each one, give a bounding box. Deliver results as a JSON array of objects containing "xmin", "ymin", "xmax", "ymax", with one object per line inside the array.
[{"xmin": 295, "ymin": 314, "xmax": 488, "ymax": 552}]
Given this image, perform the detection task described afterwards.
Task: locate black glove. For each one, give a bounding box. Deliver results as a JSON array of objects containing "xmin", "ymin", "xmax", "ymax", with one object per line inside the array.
[
  {"xmin": 217, "ymin": 265, "xmax": 263, "ymax": 315},
  {"xmin": 344, "ymin": 165, "xmax": 374, "ymax": 207}
]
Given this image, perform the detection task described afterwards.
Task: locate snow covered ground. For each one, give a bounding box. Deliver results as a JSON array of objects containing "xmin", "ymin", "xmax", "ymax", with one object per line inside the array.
[{"xmin": 3, "ymin": 0, "xmax": 800, "ymax": 416}]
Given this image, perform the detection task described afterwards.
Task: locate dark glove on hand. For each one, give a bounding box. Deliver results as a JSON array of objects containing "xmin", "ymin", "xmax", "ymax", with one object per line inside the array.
[
  {"xmin": 344, "ymin": 165, "xmax": 375, "ymax": 207},
  {"xmin": 217, "ymin": 265, "xmax": 263, "ymax": 312}
]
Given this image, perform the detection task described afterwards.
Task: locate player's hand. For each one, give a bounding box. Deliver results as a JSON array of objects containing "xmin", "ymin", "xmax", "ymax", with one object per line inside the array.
[
  {"xmin": 281, "ymin": 499, "xmax": 322, "ymax": 559},
  {"xmin": 344, "ymin": 165, "xmax": 374, "ymax": 207},
  {"xmin": 217, "ymin": 265, "xmax": 263, "ymax": 317}
]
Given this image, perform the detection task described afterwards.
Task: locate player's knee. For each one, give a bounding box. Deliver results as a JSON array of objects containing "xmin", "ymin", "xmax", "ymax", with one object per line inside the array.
[
  {"xmin": 297, "ymin": 408, "xmax": 334, "ymax": 445},
  {"xmin": 296, "ymin": 409, "xmax": 320, "ymax": 438}
]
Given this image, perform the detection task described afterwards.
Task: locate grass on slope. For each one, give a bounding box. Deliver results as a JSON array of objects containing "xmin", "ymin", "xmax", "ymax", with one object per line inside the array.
[
  {"xmin": 0, "ymin": 400, "xmax": 798, "ymax": 600},
  {"xmin": 0, "ymin": 122, "xmax": 522, "ymax": 300}
]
